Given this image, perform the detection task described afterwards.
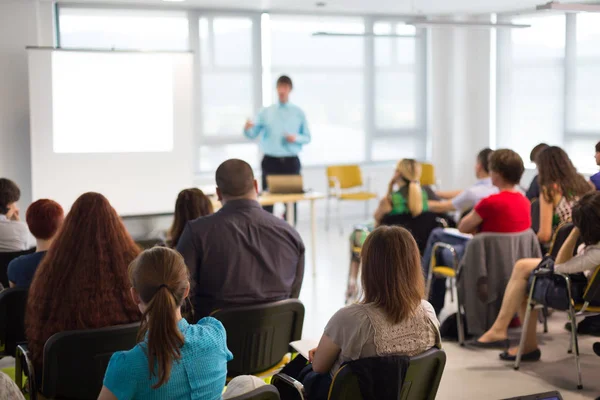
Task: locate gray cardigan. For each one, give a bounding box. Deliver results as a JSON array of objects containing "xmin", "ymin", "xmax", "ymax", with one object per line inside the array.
[{"xmin": 457, "ymin": 229, "xmax": 542, "ymax": 336}]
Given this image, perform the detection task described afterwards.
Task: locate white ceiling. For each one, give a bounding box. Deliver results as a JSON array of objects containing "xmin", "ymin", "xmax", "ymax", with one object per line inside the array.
[{"xmin": 52, "ymin": 0, "xmax": 577, "ymax": 16}]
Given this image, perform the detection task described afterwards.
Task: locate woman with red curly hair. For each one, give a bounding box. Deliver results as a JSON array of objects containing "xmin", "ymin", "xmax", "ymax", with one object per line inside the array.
[{"xmin": 25, "ymin": 192, "xmax": 141, "ymax": 373}]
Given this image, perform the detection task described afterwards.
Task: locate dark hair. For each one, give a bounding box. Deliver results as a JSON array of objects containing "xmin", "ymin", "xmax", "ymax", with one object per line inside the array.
[
  {"xmin": 26, "ymin": 192, "xmax": 141, "ymax": 369},
  {"xmin": 361, "ymin": 226, "xmax": 424, "ymax": 324},
  {"xmin": 530, "ymin": 143, "xmax": 549, "ymax": 163},
  {"xmin": 276, "ymin": 75, "xmax": 293, "ymax": 88},
  {"xmin": 169, "ymin": 189, "xmax": 213, "ymax": 248},
  {"xmin": 476, "ymin": 148, "xmax": 494, "ymax": 174},
  {"xmin": 26, "ymin": 199, "xmax": 64, "ymax": 240},
  {"xmin": 0, "ymin": 178, "xmax": 21, "ymax": 215},
  {"xmin": 215, "ymin": 159, "xmax": 255, "ymax": 198},
  {"xmin": 537, "ymin": 146, "xmax": 591, "ymax": 203},
  {"xmin": 489, "ymin": 149, "xmax": 525, "ymax": 185},
  {"xmin": 572, "ymin": 192, "xmax": 600, "ymax": 246},
  {"xmin": 129, "ymin": 247, "xmax": 189, "ymax": 389},
  {"xmin": 595, "ymin": 141, "xmax": 600, "ymax": 153}
]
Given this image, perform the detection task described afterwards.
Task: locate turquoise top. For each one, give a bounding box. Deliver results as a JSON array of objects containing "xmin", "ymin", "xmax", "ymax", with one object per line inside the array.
[
  {"xmin": 244, "ymin": 102, "xmax": 311, "ymax": 157},
  {"xmin": 103, "ymin": 317, "xmax": 233, "ymax": 400}
]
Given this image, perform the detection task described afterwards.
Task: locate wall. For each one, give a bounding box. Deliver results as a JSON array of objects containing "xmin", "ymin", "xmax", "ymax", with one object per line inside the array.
[{"xmin": 0, "ymin": 0, "xmax": 54, "ymax": 206}]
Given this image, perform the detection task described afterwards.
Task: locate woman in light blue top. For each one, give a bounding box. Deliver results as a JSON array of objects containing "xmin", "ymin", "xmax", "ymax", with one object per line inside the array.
[{"xmin": 99, "ymin": 247, "xmax": 233, "ymax": 400}]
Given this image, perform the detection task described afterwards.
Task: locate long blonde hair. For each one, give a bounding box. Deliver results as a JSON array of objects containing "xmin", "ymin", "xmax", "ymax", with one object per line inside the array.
[{"xmin": 392, "ymin": 159, "xmax": 423, "ymax": 217}]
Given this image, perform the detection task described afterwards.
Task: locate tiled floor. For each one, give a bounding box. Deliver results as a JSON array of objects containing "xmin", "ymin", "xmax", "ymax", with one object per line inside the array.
[{"xmin": 3, "ymin": 219, "xmax": 600, "ymax": 399}]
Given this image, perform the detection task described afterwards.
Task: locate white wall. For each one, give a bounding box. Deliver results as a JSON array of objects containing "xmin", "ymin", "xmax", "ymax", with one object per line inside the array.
[{"xmin": 0, "ymin": 0, "xmax": 54, "ymax": 206}]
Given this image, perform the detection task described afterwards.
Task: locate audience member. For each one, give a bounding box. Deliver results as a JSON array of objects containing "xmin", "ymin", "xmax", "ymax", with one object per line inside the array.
[
  {"xmin": 428, "ymin": 148, "xmax": 498, "ymax": 215},
  {"xmin": 590, "ymin": 141, "xmax": 600, "ymax": 191},
  {"xmin": 472, "ymin": 192, "xmax": 600, "ymax": 359},
  {"xmin": 7, "ymin": 199, "xmax": 64, "ymax": 288},
  {"xmin": 301, "ymin": 226, "xmax": 440, "ymax": 400},
  {"xmin": 168, "ymin": 188, "xmax": 214, "ymax": 248},
  {"xmin": 176, "ymin": 159, "xmax": 305, "ymax": 320},
  {"xmin": 25, "ymin": 192, "xmax": 141, "ymax": 373},
  {"xmin": 0, "ymin": 371, "xmax": 25, "ymax": 400},
  {"xmin": 423, "ymin": 149, "xmax": 531, "ymax": 314},
  {"xmin": 99, "ymin": 247, "xmax": 232, "ymax": 400},
  {"xmin": 535, "ymin": 146, "xmax": 592, "ymax": 244},
  {"xmin": 525, "ymin": 143, "xmax": 549, "ymax": 200},
  {"xmin": 0, "ymin": 178, "xmax": 31, "ymax": 252}
]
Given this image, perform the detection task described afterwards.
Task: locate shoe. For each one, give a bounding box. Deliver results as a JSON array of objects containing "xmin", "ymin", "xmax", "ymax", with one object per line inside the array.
[
  {"xmin": 565, "ymin": 316, "xmax": 600, "ymax": 336},
  {"xmin": 467, "ymin": 338, "xmax": 510, "ymax": 349},
  {"xmin": 499, "ymin": 348, "xmax": 541, "ymax": 362}
]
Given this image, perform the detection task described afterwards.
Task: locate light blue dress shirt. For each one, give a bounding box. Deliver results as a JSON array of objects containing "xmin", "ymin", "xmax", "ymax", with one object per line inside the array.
[
  {"xmin": 451, "ymin": 177, "xmax": 498, "ymax": 212},
  {"xmin": 103, "ymin": 317, "xmax": 233, "ymax": 400},
  {"xmin": 244, "ymin": 102, "xmax": 311, "ymax": 157}
]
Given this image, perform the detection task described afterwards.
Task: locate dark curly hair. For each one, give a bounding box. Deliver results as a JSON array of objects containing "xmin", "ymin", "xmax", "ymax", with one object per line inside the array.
[
  {"xmin": 0, "ymin": 178, "xmax": 20, "ymax": 215},
  {"xmin": 169, "ymin": 188, "xmax": 214, "ymax": 248},
  {"xmin": 572, "ymin": 192, "xmax": 600, "ymax": 246},
  {"xmin": 537, "ymin": 146, "xmax": 592, "ymax": 203},
  {"xmin": 26, "ymin": 192, "xmax": 141, "ymax": 370}
]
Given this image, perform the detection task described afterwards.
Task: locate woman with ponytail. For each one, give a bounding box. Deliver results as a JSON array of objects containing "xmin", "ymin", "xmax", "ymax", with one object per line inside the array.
[{"xmin": 99, "ymin": 247, "xmax": 232, "ymax": 400}]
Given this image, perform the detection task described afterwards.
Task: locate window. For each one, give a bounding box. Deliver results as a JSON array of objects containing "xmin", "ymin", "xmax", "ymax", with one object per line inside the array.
[
  {"xmin": 573, "ymin": 13, "xmax": 600, "ymax": 133},
  {"xmin": 58, "ymin": 8, "xmax": 189, "ymax": 50},
  {"xmin": 269, "ymin": 15, "xmax": 366, "ymax": 166},
  {"xmin": 496, "ymin": 15, "xmax": 565, "ymax": 163}
]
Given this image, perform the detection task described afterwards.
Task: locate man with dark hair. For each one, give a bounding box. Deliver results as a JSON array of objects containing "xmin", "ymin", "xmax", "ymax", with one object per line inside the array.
[
  {"xmin": 176, "ymin": 159, "xmax": 306, "ymax": 320},
  {"xmin": 0, "ymin": 178, "xmax": 32, "ymax": 252},
  {"xmin": 243, "ymin": 75, "xmax": 311, "ymax": 222},
  {"xmin": 428, "ymin": 148, "xmax": 498, "ymax": 214},
  {"xmin": 525, "ymin": 143, "xmax": 549, "ymax": 200},
  {"xmin": 590, "ymin": 141, "xmax": 600, "ymax": 190}
]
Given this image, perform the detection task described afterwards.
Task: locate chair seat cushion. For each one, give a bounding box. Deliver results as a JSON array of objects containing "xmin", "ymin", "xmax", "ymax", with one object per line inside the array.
[
  {"xmin": 339, "ymin": 192, "xmax": 378, "ymax": 201},
  {"xmin": 432, "ymin": 267, "xmax": 456, "ymax": 278}
]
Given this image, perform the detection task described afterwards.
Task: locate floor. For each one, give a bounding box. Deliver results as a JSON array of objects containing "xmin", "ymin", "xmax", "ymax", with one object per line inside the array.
[{"xmin": 3, "ymin": 218, "xmax": 600, "ymax": 399}]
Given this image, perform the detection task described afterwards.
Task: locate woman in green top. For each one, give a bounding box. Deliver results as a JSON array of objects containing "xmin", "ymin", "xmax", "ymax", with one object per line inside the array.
[{"xmin": 347, "ymin": 159, "xmax": 434, "ymax": 301}]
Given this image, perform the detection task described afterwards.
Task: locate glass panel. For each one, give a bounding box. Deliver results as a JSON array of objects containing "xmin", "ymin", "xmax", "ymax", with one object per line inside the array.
[
  {"xmin": 371, "ymin": 137, "xmax": 421, "ymax": 162},
  {"xmin": 199, "ymin": 17, "xmax": 253, "ymax": 67},
  {"xmin": 375, "ymin": 70, "xmax": 416, "ymax": 129},
  {"xmin": 59, "ymin": 8, "xmax": 189, "ymax": 51},
  {"xmin": 566, "ymin": 139, "xmax": 599, "ymax": 172},
  {"xmin": 511, "ymin": 15, "xmax": 565, "ymax": 61},
  {"xmin": 573, "ymin": 13, "xmax": 600, "ymax": 131},
  {"xmin": 374, "ymin": 23, "xmax": 416, "ymax": 67},
  {"xmin": 271, "ymin": 71, "xmax": 365, "ymax": 165},
  {"xmin": 201, "ymin": 72, "xmax": 254, "ymax": 137},
  {"xmin": 270, "ymin": 16, "xmax": 364, "ymax": 68},
  {"xmin": 199, "ymin": 143, "xmax": 259, "ymax": 172}
]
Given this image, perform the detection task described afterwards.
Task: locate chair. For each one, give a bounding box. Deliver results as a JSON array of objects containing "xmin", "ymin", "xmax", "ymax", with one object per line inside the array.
[
  {"xmin": 0, "ymin": 249, "xmax": 35, "ymax": 288},
  {"xmin": 547, "ymin": 222, "xmax": 575, "ymax": 259},
  {"xmin": 227, "ymin": 385, "xmax": 280, "ymax": 400},
  {"xmin": 515, "ymin": 266, "xmax": 600, "ymax": 390},
  {"xmin": 420, "ymin": 162, "xmax": 436, "ymax": 187},
  {"xmin": 15, "ymin": 322, "xmax": 140, "ymax": 400},
  {"xmin": 211, "ymin": 299, "xmax": 305, "ymax": 377},
  {"xmin": 326, "ymin": 165, "xmax": 377, "ymax": 234},
  {"xmin": 274, "ymin": 348, "xmax": 446, "ymax": 400},
  {"xmin": 456, "ymin": 230, "xmax": 542, "ymax": 337},
  {"xmin": 0, "ymin": 288, "xmax": 27, "ymax": 358},
  {"xmin": 530, "ymin": 199, "xmax": 540, "ymax": 234}
]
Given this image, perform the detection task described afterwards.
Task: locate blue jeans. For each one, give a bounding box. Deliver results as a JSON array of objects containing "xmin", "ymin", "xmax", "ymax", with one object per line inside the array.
[{"xmin": 422, "ymin": 228, "xmax": 470, "ymax": 314}]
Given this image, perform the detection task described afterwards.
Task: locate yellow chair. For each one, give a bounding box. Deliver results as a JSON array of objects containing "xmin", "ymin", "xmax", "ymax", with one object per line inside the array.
[
  {"xmin": 326, "ymin": 165, "xmax": 378, "ymax": 234},
  {"xmin": 420, "ymin": 162, "xmax": 436, "ymax": 186}
]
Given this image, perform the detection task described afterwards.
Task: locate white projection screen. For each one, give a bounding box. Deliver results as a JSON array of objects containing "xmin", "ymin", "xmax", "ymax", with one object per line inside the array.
[{"xmin": 28, "ymin": 49, "xmax": 194, "ymax": 215}]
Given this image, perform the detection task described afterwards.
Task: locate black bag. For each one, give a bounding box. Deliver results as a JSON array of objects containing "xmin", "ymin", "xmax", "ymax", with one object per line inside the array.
[
  {"xmin": 439, "ymin": 312, "xmax": 471, "ymax": 340},
  {"xmin": 530, "ymin": 256, "xmax": 588, "ymax": 311}
]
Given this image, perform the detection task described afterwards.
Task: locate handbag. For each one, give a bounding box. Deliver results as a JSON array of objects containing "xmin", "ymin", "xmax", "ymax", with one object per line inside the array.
[{"xmin": 530, "ymin": 256, "xmax": 588, "ymax": 311}]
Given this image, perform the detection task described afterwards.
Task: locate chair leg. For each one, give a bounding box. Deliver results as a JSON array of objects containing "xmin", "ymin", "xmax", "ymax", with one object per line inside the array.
[
  {"xmin": 515, "ymin": 301, "xmax": 534, "ymax": 370},
  {"xmin": 568, "ymin": 314, "xmax": 574, "ymax": 354},
  {"xmin": 449, "ymin": 278, "xmax": 455, "ymax": 303},
  {"xmin": 337, "ymin": 199, "xmax": 343, "ymax": 236},
  {"xmin": 569, "ymin": 306, "xmax": 583, "ymax": 390},
  {"xmin": 456, "ymin": 280, "xmax": 465, "ymax": 347},
  {"xmin": 325, "ymin": 196, "xmax": 330, "ymax": 232},
  {"xmin": 543, "ymin": 307, "xmax": 548, "ymax": 334}
]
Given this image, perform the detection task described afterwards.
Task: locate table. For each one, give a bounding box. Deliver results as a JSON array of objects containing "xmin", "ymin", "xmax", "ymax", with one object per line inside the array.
[{"xmin": 212, "ymin": 192, "xmax": 325, "ymax": 276}]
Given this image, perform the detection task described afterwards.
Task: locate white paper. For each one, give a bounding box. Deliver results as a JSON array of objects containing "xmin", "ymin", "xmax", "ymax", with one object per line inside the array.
[
  {"xmin": 443, "ymin": 227, "xmax": 474, "ymax": 240},
  {"xmin": 290, "ymin": 339, "xmax": 319, "ymax": 360}
]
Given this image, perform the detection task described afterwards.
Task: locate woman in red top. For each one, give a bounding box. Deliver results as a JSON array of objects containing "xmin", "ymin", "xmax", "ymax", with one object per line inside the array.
[{"xmin": 423, "ymin": 149, "xmax": 530, "ymax": 315}]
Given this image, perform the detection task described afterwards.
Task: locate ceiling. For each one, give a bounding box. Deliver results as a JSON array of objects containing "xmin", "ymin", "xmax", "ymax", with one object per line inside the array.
[{"xmin": 50, "ymin": 0, "xmax": 585, "ymax": 16}]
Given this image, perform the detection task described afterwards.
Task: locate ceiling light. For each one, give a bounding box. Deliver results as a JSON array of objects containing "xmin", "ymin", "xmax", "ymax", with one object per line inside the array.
[
  {"xmin": 536, "ymin": 1, "xmax": 600, "ymax": 12},
  {"xmin": 312, "ymin": 32, "xmax": 417, "ymax": 37},
  {"xmin": 162, "ymin": 0, "xmax": 185, "ymax": 2},
  {"xmin": 406, "ymin": 20, "xmax": 531, "ymax": 28}
]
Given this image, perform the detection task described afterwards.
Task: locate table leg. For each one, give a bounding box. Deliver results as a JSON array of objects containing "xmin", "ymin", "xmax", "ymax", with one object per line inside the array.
[
  {"xmin": 286, "ymin": 201, "xmax": 295, "ymax": 225},
  {"xmin": 311, "ymin": 199, "xmax": 317, "ymax": 277}
]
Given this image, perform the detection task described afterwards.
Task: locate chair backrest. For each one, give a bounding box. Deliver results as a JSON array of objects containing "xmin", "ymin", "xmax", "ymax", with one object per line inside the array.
[
  {"xmin": 380, "ymin": 212, "xmax": 446, "ymax": 255},
  {"xmin": 328, "ymin": 348, "xmax": 446, "ymax": 400},
  {"xmin": 530, "ymin": 199, "xmax": 540, "ymax": 234},
  {"xmin": 211, "ymin": 299, "xmax": 305, "ymax": 377},
  {"xmin": 228, "ymin": 385, "xmax": 280, "ymax": 400},
  {"xmin": 0, "ymin": 287, "xmax": 28, "ymax": 357},
  {"xmin": 420, "ymin": 163, "xmax": 436, "ymax": 186},
  {"xmin": 0, "ymin": 249, "xmax": 35, "ymax": 288},
  {"xmin": 41, "ymin": 322, "xmax": 140, "ymax": 399},
  {"xmin": 583, "ymin": 266, "xmax": 600, "ymax": 305},
  {"xmin": 547, "ymin": 222, "xmax": 575, "ymax": 259},
  {"xmin": 327, "ymin": 165, "xmax": 364, "ymax": 189}
]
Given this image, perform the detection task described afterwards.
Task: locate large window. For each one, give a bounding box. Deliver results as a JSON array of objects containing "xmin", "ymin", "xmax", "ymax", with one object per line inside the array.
[
  {"xmin": 497, "ymin": 13, "xmax": 600, "ymax": 171},
  {"xmin": 57, "ymin": 7, "xmax": 429, "ymax": 173}
]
